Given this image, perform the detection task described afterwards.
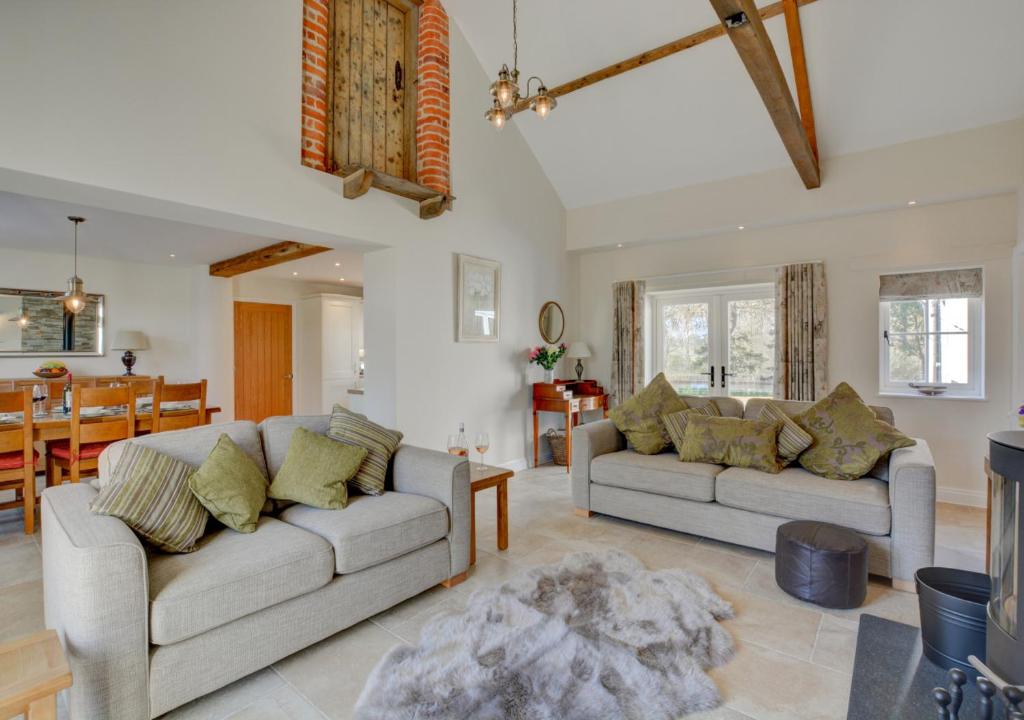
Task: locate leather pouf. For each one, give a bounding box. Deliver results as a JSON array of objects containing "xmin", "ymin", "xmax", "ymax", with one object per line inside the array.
[{"xmin": 775, "ymin": 520, "xmax": 868, "ymax": 609}]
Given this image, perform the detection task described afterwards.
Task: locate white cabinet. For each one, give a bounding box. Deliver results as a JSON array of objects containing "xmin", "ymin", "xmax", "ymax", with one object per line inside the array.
[{"xmin": 298, "ymin": 294, "xmax": 363, "ymax": 414}]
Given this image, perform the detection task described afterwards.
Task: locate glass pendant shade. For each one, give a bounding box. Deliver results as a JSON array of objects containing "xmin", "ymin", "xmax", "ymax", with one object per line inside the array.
[
  {"xmin": 64, "ymin": 276, "xmax": 86, "ymax": 314},
  {"xmin": 489, "ymin": 66, "xmax": 518, "ymax": 108},
  {"xmin": 485, "ymin": 100, "xmax": 508, "ymax": 130},
  {"xmin": 530, "ymin": 87, "xmax": 557, "ymax": 118}
]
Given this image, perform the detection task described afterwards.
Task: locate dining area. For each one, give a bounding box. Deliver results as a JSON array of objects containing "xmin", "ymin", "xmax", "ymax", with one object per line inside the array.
[{"xmin": 0, "ymin": 374, "xmax": 220, "ymax": 534}]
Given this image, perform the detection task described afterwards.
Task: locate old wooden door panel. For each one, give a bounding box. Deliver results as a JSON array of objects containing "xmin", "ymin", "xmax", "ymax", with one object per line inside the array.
[
  {"xmin": 234, "ymin": 302, "xmax": 292, "ymax": 424},
  {"xmin": 332, "ymin": 0, "xmax": 416, "ymax": 178}
]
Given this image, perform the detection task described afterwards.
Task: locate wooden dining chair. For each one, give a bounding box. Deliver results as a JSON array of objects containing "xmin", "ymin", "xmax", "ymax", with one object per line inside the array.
[
  {"xmin": 48, "ymin": 385, "xmax": 136, "ymax": 485},
  {"xmin": 151, "ymin": 379, "xmax": 207, "ymax": 434},
  {"xmin": 0, "ymin": 388, "xmax": 37, "ymax": 534}
]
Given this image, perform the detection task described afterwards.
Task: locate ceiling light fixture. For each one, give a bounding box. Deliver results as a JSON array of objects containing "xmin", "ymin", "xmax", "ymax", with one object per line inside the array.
[
  {"xmin": 485, "ymin": 0, "xmax": 556, "ymax": 129},
  {"xmin": 737, "ymin": 225, "xmax": 745, "ymax": 230},
  {"xmin": 907, "ymin": 200, "xmax": 917, "ymax": 206},
  {"xmin": 339, "ymin": 277, "xmax": 345, "ymax": 282},
  {"xmin": 63, "ymin": 216, "xmax": 87, "ymax": 314},
  {"xmin": 292, "ymin": 271, "xmax": 299, "ymax": 276},
  {"xmin": 335, "ymin": 262, "xmax": 341, "ymax": 267},
  {"xmin": 169, "ymin": 253, "xmax": 176, "ymax": 258}
]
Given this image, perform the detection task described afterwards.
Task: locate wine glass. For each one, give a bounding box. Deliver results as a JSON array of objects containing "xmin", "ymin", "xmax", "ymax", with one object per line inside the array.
[
  {"xmin": 447, "ymin": 435, "xmax": 467, "ymax": 458},
  {"xmin": 31, "ymin": 384, "xmax": 47, "ymax": 417},
  {"xmin": 475, "ymin": 432, "xmax": 490, "ymax": 469}
]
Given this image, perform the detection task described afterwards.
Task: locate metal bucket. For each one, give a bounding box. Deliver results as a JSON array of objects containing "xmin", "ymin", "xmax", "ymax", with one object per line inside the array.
[{"xmin": 916, "ymin": 567, "xmax": 991, "ymax": 673}]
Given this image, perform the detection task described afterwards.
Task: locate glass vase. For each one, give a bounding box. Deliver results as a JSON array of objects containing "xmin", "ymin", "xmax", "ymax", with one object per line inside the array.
[{"xmin": 544, "ymin": 368, "xmax": 555, "ymax": 383}]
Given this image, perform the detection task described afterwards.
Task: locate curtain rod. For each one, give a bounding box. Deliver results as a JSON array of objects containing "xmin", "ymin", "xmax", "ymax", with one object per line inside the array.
[{"xmin": 639, "ymin": 259, "xmax": 825, "ymax": 283}]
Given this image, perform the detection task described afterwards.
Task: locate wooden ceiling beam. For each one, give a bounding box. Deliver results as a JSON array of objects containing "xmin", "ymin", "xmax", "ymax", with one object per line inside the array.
[
  {"xmin": 508, "ymin": 0, "xmax": 819, "ymax": 116},
  {"xmin": 709, "ymin": 0, "xmax": 820, "ymax": 188},
  {"xmin": 782, "ymin": 0, "xmax": 818, "ymax": 162},
  {"xmin": 209, "ymin": 241, "xmax": 331, "ymax": 278}
]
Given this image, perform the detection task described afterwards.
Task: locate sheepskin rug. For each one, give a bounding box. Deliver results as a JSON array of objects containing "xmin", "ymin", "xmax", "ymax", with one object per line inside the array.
[{"xmin": 355, "ymin": 550, "xmax": 735, "ymax": 720}]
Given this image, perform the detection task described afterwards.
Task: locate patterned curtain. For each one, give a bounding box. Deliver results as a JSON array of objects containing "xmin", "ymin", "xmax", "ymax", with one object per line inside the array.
[
  {"xmin": 611, "ymin": 280, "xmax": 645, "ymax": 405},
  {"xmin": 774, "ymin": 263, "xmax": 828, "ymax": 401}
]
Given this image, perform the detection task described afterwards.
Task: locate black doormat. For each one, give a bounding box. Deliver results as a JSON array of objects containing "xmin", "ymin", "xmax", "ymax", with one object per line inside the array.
[{"xmin": 847, "ymin": 614, "xmax": 988, "ymax": 719}]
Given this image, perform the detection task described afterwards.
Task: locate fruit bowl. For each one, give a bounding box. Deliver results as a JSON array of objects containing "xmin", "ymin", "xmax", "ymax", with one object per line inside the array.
[{"xmin": 33, "ymin": 363, "xmax": 68, "ymax": 380}]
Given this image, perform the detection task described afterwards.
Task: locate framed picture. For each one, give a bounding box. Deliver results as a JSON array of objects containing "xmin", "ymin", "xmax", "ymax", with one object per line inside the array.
[{"xmin": 457, "ymin": 254, "xmax": 501, "ymax": 342}]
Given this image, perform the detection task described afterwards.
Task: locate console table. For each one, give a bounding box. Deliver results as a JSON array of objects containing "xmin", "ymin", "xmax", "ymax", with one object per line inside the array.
[{"xmin": 532, "ymin": 380, "xmax": 609, "ymax": 472}]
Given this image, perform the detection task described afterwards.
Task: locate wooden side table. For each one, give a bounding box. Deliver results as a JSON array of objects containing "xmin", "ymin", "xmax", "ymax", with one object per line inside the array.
[
  {"xmin": 470, "ymin": 464, "xmax": 514, "ymax": 565},
  {"xmin": 532, "ymin": 380, "xmax": 609, "ymax": 473},
  {"xmin": 0, "ymin": 630, "xmax": 72, "ymax": 720}
]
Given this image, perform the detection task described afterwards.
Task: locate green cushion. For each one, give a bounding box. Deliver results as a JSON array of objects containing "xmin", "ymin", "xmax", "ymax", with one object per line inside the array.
[
  {"xmin": 609, "ymin": 373, "xmax": 688, "ymax": 455},
  {"xmin": 758, "ymin": 401, "xmax": 814, "ymax": 464},
  {"xmin": 678, "ymin": 415, "xmax": 785, "ymax": 474},
  {"xmin": 795, "ymin": 382, "xmax": 916, "ymax": 481},
  {"xmin": 663, "ymin": 403, "xmax": 721, "ymax": 454},
  {"xmin": 269, "ymin": 427, "xmax": 367, "ymax": 510},
  {"xmin": 91, "ymin": 443, "xmax": 207, "ymax": 553},
  {"xmin": 187, "ymin": 434, "xmax": 268, "ymax": 534},
  {"xmin": 327, "ymin": 405, "xmax": 403, "ymax": 496}
]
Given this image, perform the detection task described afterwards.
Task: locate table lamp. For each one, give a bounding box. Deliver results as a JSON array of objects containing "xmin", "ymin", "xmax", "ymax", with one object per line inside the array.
[
  {"xmin": 112, "ymin": 331, "xmax": 149, "ymax": 376},
  {"xmin": 566, "ymin": 341, "xmax": 591, "ymax": 381}
]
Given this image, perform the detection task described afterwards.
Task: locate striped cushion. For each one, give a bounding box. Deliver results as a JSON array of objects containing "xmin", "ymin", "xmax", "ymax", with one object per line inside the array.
[
  {"xmin": 662, "ymin": 404, "xmax": 721, "ymax": 454},
  {"xmin": 758, "ymin": 401, "xmax": 814, "ymax": 463},
  {"xmin": 327, "ymin": 405, "xmax": 403, "ymax": 496},
  {"xmin": 90, "ymin": 443, "xmax": 208, "ymax": 553}
]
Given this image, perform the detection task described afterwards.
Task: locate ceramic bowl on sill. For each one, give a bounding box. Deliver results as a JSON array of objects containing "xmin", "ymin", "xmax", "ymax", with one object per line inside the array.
[{"xmin": 908, "ymin": 383, "xmax": 949, "ymax": 396}]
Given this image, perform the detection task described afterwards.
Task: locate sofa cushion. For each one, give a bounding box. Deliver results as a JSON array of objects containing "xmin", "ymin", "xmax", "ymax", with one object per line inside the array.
[
  {"xmin": 148, "ymin": 516, "xmax": 334, "ymax": 645},
  {"xmin": 188, "ymin": 434, "xmax": 269, "ymax": 534},
  {"xmin": 279, "ymin": 492, "xmax": 448, "ymax": 574},
  {"xmin": 590, "ymin": 450, "xmax": 721, "ymax": 502},
  {"xmin": 269, "ymin": 427, "xmax": 366, "ymax": 510},
  {"xmin": 258, "ymin": 415, "xmax": 330, "ymax": 478},
  {"xmin": 678, "ymin": 415, "xmax": 786, "ymax": 474},
  {"xmin": 663, "ymin": 404, "xmax": 721, "ymax": 454},
  {"xmin": 328, "ymin": 405, "xmax": 403, "ymax": 496},
  {"xmin": 715, "ymin": 466, "xmax": 891, "ymax": 536},
  {"xmin": 609, "ymin": 373, "xmax": 688, "ymax": 455}
]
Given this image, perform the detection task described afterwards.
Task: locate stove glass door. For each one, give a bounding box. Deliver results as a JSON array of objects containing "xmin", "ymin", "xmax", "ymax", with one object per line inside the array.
[{"xmin": 991, "ymin": 470, "xmax": 1019, "ymax": 638}]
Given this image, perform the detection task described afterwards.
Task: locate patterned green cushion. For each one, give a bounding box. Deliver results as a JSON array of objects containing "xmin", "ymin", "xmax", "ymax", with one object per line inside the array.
[
  {"xmin": 187, "ymin": 434, "xmax": 268, "ymax": 534},
  {"xmin": 678, "ymin": 415, "xmax": 785, "ymax": 474},
  {"xmin": 795, "ymin": 382, "xmax": 916, "ymax": 481},
  {"xmin": 328, "ymin": 405, "xmax": 403, "ymax": 495},
  {"xmin": 609, "ymin": 373, "xmax": 688, "ymax": 455},
  {"xmin": 269, "ymin": 427, "xmax": 367, "ymax": 509},
  {"xmin": 758, "ymin": 401, "xmax": 814, "ymax": 464},
  {"xmin": 91, "ymin": 443, "xmax": 208, "ymax": 553},
  {"xmin": 663, "ymin": 403, "xmax": 721, "ymax": 454}
]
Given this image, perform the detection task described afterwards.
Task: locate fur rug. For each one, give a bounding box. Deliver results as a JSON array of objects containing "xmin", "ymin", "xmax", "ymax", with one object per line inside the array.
[{"xmin": 355, "ymin": 550, "xmax": 735, "ymax": 720}]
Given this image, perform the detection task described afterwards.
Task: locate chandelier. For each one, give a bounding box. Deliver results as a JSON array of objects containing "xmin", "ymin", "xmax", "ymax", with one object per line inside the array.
[{"xmin": 485, "ymin": 0, "xmax": 556, "ymax": 130}]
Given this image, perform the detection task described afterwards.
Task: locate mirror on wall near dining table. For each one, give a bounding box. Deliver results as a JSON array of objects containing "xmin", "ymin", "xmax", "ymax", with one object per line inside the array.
[{"xmin": 0, "ymin": 288, "xmax": 104, "ymax": 356}]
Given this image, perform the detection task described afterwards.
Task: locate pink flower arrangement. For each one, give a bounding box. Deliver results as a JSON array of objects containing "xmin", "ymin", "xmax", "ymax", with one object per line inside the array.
[{"xmin": 528, "ymin": 343, "xmax": 567, "ymax": 371}]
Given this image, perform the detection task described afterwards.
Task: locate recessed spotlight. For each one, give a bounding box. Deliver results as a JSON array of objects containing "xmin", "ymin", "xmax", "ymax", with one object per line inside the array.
[
  {"xmin": 737, "ymin": 225, "xmax": 745, "ymax": 230},
  {"xmin": 292, "ymin": 271, "xmax": 299, "ymax": 276},
  {"xmin": 616, "ymin": 243, "xmax": 623, "ymax": 248},
  {"xmin": 907, "ymin": 200, "xmax": 917, "ymax": 206},
  {"xmin": 169, "ymin": 253, "xmax": 176, "ymax": 258},
  {"xmin": 339, "ymin": 277, "xmax": 345, "ymax": 282},
  {"xmin": 334, "ymin": 262, "xmax": 341, "ymax": 267}
]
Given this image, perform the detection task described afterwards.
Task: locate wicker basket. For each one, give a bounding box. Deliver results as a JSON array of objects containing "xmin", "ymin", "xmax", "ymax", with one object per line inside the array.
[{"xmin": 546, "ymin": 428, "xmax": 568, "ymax": 466}]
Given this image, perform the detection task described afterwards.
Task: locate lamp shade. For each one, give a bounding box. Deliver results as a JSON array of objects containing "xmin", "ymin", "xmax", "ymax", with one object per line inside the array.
[
  {"xmin": 566, "ymin": 341, "xmax": 591, "ymax": 359},
  {"xmin": 112, "ymin": 331, "xmax": 149, "ymax": 351}
]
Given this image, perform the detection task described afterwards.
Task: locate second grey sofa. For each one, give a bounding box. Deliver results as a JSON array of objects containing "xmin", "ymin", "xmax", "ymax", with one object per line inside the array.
[
  {"xmin": 572, "ymin": 396, "xmax": 936, "ymax": 592},
  {"xmin": 42, "ymin": 415, "xmax": 470, "ymax": 719}
]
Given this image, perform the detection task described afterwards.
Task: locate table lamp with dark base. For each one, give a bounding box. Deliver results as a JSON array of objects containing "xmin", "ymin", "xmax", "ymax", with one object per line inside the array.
[
  {"xmin": 112, "ymin": 331, "xmax": 149, "ymax": 377},
  {"xmin": 566, "ymin": 341, "xmax": 591, "ymax": 382}
]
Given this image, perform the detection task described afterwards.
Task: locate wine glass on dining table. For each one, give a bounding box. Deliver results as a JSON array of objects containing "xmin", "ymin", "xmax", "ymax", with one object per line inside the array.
[{"xmin": 31, "ymin": 384, "xmax": 48, "ymax": 417}]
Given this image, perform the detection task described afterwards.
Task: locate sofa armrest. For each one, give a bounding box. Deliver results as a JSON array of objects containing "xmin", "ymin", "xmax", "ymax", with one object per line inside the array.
[
  {"xmin": 391, "ymin": 445, "xmax": 471, "ymax": 579},
  {"xmin": 41, "ymin": 484, "xmax": 150, "ymax": 720},
  {"xmin": 571, "ymin": 419, "xmax": 626, "ymax": 511},
  {"xmin": 888, "ymin": 439, "xmax": 936, "ymax": 586}
]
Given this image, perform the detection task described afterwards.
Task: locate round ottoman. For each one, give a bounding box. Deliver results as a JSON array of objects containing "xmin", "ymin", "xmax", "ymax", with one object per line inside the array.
[{"xmin": 775, "ymin": 520, "xmax": 868, "ymax": 609}]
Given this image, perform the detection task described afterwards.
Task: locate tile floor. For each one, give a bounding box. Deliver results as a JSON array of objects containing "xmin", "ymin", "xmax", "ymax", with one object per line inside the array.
[{"xmin": 0, "ymin": 465, "xmax": 987, "ymax": 720}]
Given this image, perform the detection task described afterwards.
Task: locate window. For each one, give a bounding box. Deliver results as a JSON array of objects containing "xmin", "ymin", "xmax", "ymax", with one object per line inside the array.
[
  {"xmin": 878, "ymin": 268, "xmax": 984, "ymax": 398},
  {"xmin": 650, "ymin": 284, "xmax": 775, "ymax": 397}
]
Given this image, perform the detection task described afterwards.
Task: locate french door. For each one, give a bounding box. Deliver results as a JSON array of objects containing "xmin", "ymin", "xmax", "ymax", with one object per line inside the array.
[{"xmin": 650, "ymin": 285, "xmax": 775, "ymax": 397}]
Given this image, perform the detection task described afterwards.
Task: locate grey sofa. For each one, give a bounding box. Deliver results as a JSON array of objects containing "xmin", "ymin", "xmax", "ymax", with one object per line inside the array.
[
  {"xmin": 41, "ymin": 415, "xmax": 470, "ymax": 719},
  {"xmin": 572, "ymin": 396, "xmax": 935, "ymax": 592}
]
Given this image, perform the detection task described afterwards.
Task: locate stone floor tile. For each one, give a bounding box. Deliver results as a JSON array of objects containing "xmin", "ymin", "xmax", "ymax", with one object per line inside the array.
[
  {"xmin": 160, "ymin": 669, "xmax": 284, "ymax": 720},
  {"xmin": 0, "ymin": 579, "xmax": 43, "ymax": 642},
  {"xmin": 811, "ymin": 614, "xmax": 859, "ymax": 673},
  {"xmin": 0, "ymin": 539, "xmax": 41, "ymax": 588},
  {"xmin": 719, "ymin": 588, "xmax": 824, "ymax": 661}
]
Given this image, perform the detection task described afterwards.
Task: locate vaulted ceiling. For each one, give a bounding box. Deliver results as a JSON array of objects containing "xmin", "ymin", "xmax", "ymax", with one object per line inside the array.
[{"xmin": 445, "ymin": 0, "xmax": 1024, "ymax": 209}]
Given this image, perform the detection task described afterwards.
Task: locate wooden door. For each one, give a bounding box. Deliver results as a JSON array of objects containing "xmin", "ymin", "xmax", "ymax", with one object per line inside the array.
[
  {"xmin": 234, "ymin": 302, "xmax": 293, "ymax": 423},
  {"xmin": 332, "ymin": 0, "xmax": 418, "ymax": 180}
]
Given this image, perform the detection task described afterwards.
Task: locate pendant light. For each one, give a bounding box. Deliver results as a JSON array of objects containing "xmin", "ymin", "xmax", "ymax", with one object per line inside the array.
[
  {"xmin": 64, "ymin": 216, "xmax": 87, "ymax": 314},
  {"xmin": 485, "ymin": 0, "xmax": 556, "ymax": 128}
]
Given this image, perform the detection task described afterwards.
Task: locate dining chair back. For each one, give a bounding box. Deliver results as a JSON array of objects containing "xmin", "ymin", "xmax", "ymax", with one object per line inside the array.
[
  {"xmin": 45, "ymin": 377, "xmax": 96, "ymax": 411},
  {"xmin": 152, "ymin": 379, "xmax": 207, "ymax": 433},
  {"xmin": 49, "ymin": 385, "xmax": 136, "ymax": 485},
  {"xmin": 0, "ymin": 389, "xmax": 36, "ymax": 534}
]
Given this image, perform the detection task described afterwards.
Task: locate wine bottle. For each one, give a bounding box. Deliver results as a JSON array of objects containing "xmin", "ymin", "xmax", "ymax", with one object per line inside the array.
[{"xmin": 62, "ymin": 374, "xmax": 73, "ymax": 414}]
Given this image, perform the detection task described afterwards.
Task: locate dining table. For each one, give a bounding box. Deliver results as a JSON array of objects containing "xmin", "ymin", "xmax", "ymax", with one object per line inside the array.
[{"xmin": 0, "ymin": 405, "xmax": 223, "ymax": 442}]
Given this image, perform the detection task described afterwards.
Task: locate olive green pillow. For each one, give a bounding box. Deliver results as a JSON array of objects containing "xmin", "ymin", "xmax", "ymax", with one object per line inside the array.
[
  {"xmin": 91, "ymin": 443, "xmax": 208, "ymax": 553},
  {"xmin": 678, "ymin": 415, "xmax": 785, "ymax": 474},
  {"xmin": 663, "ymin": 403, "xmax": 722, "ymax": 455},
  {"xmin": 269, "ymin": 427, "xmax": 368, "ymax": 510},
  {"xmin": 758, "ymin": 401, "xmax": 814, "ymax": 464},
  {"xmin": 795, "ymin": 382, "xmax": 916, "ymax": 481},
  {"xmin": 187, "ymin": 434, "xmax": 268, "ymax": 534},
  {"xmin": 609, "ymin": 373, "xmax": 688, "ymax": 455}
]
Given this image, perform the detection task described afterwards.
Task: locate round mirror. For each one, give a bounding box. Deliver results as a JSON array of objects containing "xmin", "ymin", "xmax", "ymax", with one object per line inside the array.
[{"xmin": 538, "ymin": 301, "xmax": 565, "ymax": 344}]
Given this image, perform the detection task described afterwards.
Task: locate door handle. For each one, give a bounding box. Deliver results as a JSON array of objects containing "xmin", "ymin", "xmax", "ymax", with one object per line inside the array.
[
  {"xmin": 284, "ymin": 373, "xmax": 294, "ymax": 380},
  {"xmin": 701, "ymin": 365, "xmax": 716, "ymax": 388},
  {"xmin": 720, "ymin": 366, "xmax": 733, "ymax": 389}
]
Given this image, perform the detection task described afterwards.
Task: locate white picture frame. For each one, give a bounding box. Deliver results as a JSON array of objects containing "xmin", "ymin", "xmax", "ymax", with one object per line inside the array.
[{"xmin": 457, "ymin": 254, "xmax": 501, "ymax": 342}]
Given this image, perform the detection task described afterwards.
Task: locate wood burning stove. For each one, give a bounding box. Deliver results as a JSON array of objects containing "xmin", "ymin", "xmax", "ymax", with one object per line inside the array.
[{"xmin": 979, "ymin": 431, "xmax": 1024, "ymax": 687}]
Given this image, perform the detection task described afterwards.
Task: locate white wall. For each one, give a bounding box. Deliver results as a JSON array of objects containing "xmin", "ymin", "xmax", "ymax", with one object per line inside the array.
[
  {"xmin": 576, "ymin": 194, "xmax": 1017, "ymax": 505},
  {"xmin": 0, "ymin": 248, "xmax": 226, "ymax": 397}
]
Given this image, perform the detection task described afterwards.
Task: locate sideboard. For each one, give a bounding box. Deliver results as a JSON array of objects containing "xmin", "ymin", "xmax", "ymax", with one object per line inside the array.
[{"xmin": 532, "ymin": 379, "xmax": 609, "ymax": 472}]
